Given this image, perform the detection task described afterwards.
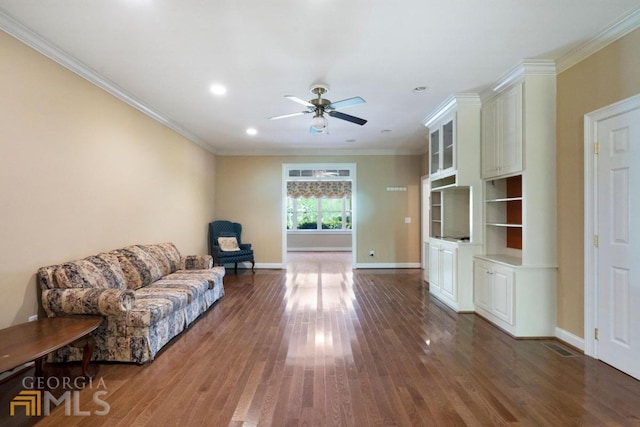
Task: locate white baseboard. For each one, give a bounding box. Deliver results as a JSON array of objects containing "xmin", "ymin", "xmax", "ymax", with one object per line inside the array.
[
  {"xmin": 354, "ymin": 262, "xmax": 421, "ymax": 269},
  {"xmin": 287, "ymin": 247, "xmax": 352, "ymax": 252},
  {"xmin": 555, "ymin": 327, "xmax": 585, "ymax": 352},
  {"xmin": 220, "ymin": 262, "xmax": 284, "ymax": 270},
  {"xmin": 225, "ymin": 262, "xmax": 421, "ymax": 270},
  {"xmin": 255, "ymin": 263, "xmax": 285, "ymax": 269}
]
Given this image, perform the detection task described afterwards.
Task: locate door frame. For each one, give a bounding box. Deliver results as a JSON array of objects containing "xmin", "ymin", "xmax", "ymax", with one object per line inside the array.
[
  {"xmin": 420, "ymin": 175, "xmax": 430, "ymax": 280},
  {"xmin": 584, "ymin": 93, "xmax": 640, "ymax": 358},
  {"xmin": 282, "ymin": 163, "xmax": 357, "ymax": 269}
]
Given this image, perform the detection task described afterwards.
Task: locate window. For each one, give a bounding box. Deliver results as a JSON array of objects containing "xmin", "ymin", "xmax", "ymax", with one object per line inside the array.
[{"xmin": 287, "ymin": 197, "xmax": 352, "ymax": 230}]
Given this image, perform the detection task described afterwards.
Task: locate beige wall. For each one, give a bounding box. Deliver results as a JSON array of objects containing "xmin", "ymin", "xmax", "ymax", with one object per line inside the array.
[
  {"xmin": 0, "ymin": 33, "xmax": 217, "ymax": 328},
  {"xmin": 215, "ymin": 155, "xmax": 422, "ymax": 265},
  {"xmin": 556, "ymin": 28, "xmax": 640, "ymax": 337}
]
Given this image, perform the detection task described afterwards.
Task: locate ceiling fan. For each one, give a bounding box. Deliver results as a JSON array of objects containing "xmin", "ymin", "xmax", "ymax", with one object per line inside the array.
[{"xmin": 269, "ymin": 84, "xmax": 367, "ymax": 133}]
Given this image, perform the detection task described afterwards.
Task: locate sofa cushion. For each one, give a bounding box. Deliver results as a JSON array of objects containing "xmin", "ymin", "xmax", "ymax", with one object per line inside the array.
[
  {"xmin": 112, "ymin": 246, "xmax": 165, "ymax": 290},
  {"xmin": 128, "ymin": 288, "xmax": 189, "ymax": 326},
  {"xmin": 138, "ymin": 243, "xmax": 182, "ymax": 276},
  {"xmin": 182, "ymin": 255, "xmax": 214, "ymax": 270},
  {"xmin": 146, "ymin": 278, "xmax": 209, "ymax": 303},
  {"xmin": 53, "ymin": 253, "xmax": 127, "ymax": 290},
  {"xmin": 164, "ymin": 267, "xmax": 225, "ymax": 289},
  {"xmin": 157, "ymin": 243, "xmax": 182, "ymax": 271}
]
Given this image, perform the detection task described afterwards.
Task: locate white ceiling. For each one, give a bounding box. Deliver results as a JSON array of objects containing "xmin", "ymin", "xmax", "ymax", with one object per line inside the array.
[{"xmin": 1, "ymin": 1, "xmax": 639, "ymax": 155}]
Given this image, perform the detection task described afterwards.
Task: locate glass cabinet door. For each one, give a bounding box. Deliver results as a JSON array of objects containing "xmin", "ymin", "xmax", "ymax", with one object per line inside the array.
[
  {"xmin": 442, "ymin": 120, "xmax": 454, "ymax": 171},
  {"xmin": 430, "ymin": 129, "xmax": 440, "ymax": 175}
]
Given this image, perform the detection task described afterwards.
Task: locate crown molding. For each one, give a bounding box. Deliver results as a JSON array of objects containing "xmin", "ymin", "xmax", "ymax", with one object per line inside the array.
[
  {"xmin": 492, "ymin": 59, "xmax": 556, "ymax": 92},
  {"xmin": 422, "ymin": 93, "xmax": 481, "ymax": 128},
  {"xmin": 0, "ymin": 11, "xmax": 215, "ymax": 154},
  {"xmin": 555, "ymin": 6, "xmax": 640, "ymax": 73},
  {"xmin": 215, "ymin": 147, "xmax": 427, "ymax": 156}
]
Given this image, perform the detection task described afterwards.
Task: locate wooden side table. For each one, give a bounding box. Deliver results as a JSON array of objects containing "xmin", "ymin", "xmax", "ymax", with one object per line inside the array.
[{"xmin": 0, "ymin": 316, "xmax": 103, "ymax": 377}]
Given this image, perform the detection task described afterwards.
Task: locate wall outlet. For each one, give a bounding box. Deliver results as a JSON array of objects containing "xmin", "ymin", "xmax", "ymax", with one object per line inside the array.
[
  {"xmin": 369, "ymin": 250, "xmax": 375, "ymax": 257},
  {"xmin": 28, "ymin": 315, "xmax": 38, "ymax": 322}
]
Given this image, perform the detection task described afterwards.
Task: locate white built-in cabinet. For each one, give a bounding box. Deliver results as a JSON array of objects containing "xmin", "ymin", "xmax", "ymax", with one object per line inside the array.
[
  {"xmin": 481, "ymin": 84, "xmax": 523, "ymax": 179},
  {"xmin": 430, "ymin": 239, "xmax": 481, "ymax": 311},
  {"xmin": 473, "ymin": 259, "xmax": 513, "ymax": 325},
  {"xmin": 473, "ymin": 258, "xmax": 556, "ymax": 336},
  {"xmin": 473, "ymin": 60, "xmax": 557, "ymax": 337},
  {"xmin": 423, "ymin": 94, "xmax": 482, "ymax": 312},
  {"xmin": 429, "ymin": 116, "xmax": 455, "ymax": 180}
]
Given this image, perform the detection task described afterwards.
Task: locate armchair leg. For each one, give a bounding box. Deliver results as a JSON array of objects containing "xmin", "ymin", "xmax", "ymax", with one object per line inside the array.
[
  {"xmin": 251, "ymin": 260, "xmax": 255, "ymax": 274},
  {"xmin": 234, "ymin": 262, "xmax": 238, "ymax": 274}
]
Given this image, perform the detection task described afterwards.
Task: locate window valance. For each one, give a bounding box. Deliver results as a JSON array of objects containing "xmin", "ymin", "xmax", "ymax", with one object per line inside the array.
[{"xmin": 287, "ymin": 181, "xmax": 352, "ymax": 199}]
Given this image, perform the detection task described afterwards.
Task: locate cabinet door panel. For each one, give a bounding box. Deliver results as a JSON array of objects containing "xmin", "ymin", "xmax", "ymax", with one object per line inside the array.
[
  {"xmin": 430, "ymin": 129, "xmax": 440, "ymax": 176},
  {"xmin": 429, "ymin": 244, "xmax": 441, "ymax": 291},
  {"xmin": 442, "ymin": 119, "xmax": 455, "ymax": 173},
  {"xmin": 440, "ymin": 245, "xmax": 456, "ymax": 299},
  {"xmin": 481, "ymin": 100, "xmax": 499, "ymax": 178},
  {"xmin": 473, "ymin": 262, "xmax": 492, "ymax": 311},
  {"xmin": 500, "ymin": 84, "xmax": 523, "ymax": 175},
  {"xmin": 492, "ymin": 267, "xmax": 514, "ymax": 324}
]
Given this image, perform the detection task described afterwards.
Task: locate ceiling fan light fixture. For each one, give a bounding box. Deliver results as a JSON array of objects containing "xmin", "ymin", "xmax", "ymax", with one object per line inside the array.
[{"xmin": 310, "ymin": 114, "xmax": 327, "ymax": 130}]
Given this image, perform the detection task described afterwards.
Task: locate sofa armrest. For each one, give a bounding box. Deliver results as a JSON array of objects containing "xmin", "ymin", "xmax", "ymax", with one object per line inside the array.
[
  {"xmin": 182, "ymin": 255, "xmax": 213, "ymax": 270},
  {"xmin": 42, "ymin": 288, "xmax": 135, "ymax": 317},
  {"xmin": 239, "ymin": 243, "xmax": 252, "ymax": 250}
]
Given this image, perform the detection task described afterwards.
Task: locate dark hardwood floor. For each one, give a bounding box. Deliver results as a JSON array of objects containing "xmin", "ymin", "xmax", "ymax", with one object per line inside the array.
[{"xmin": 2, "ymin": 252, "xmax": 640, "ymax": 426}]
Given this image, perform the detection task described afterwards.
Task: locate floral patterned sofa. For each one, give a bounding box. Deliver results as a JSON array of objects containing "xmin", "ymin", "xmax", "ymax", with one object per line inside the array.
[{"xmin": 37, "ymin": 243, "xmax": 225, "ymax": 364}]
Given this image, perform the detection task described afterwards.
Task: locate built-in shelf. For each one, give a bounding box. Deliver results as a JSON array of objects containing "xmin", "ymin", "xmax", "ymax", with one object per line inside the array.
[
  {"xmin": 475, "ymin": 253, "xmax": 523, "ymax": 267},
  {"xmin": 474, "ymin": 60, "xmax": 557, "ymax": 338},
  {"xmin": 486, "ymin": 197, "xmax": 523, "ymax": 203},
  {"xmin": 485, "ymin": 174, "xmax": 523, "ymax": 253},
  {"xmin": 431, "ymin": 175, "xmax": 456, "ymax": 190}
]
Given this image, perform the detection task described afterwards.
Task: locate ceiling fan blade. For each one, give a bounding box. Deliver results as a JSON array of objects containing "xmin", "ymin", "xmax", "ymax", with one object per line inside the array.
[
  {"xmin": 328, "ymin": 96, "xmax": 365, "ymax": 110},
  {"xmin": 328, "ymin": 110, "xmax": 367, "ymax": 126},
  {"xmin": 285, "ymin": 95, "xmax": 314, "ymax": 107},
  {"xmin": 268, "ymin": 111, "xmax": 309, "ymax": 120}
]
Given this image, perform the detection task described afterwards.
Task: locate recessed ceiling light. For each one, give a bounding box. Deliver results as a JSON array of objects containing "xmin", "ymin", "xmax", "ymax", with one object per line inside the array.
[
  {"xmin": 412, "ymin": 86, "xmax": 429, "ymax": 93},
  {"xmin": 246, "ymin": 128, "xmax": 257, "ymax": 136},
  {"xmin": 380, "ymin": 129, "xmax": 392, "ymax": 133},
  {"xmin": 210, "ymin": 84, "xmax": 227, "ymax": 95},
  {"xmin": 345, "ymin": 139, "xmax": 356, "ymax": 143}
]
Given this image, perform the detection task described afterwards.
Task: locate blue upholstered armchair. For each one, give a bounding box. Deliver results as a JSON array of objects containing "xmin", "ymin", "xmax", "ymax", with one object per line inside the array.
[{"xmin": 208, "ymin": 220, "xmax": 255, "ymax": 273}]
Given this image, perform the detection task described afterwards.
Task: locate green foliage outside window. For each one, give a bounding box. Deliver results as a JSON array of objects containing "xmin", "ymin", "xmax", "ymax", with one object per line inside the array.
[{"xmin": 286, "ymin": 197, "xmax": 351, "ymax": 230}]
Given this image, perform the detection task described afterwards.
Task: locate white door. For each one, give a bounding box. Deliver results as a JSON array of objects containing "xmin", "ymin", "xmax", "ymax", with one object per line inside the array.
[
  {"xmin": 421, "ymin": 175, "xmax": 430, "ymax": 280},
  {"xmin": 596, "ymin": 107, "xmax": 640, "ymax": 380}
]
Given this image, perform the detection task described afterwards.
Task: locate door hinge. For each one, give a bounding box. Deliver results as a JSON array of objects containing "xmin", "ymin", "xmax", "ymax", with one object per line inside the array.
[
  {"xmin": 595, "ymin": 328, "xmax": 599, "ymax": 340},
  {"xmin": 594, "ymin": 235, "xmax": 599, "ymax": 247},
  {"xmin": 594, "ymin": 142, "xmax": 599, "ymax": 154}
]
